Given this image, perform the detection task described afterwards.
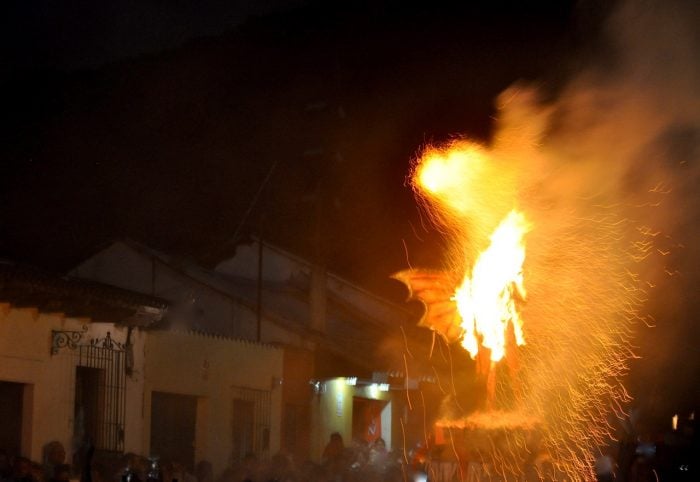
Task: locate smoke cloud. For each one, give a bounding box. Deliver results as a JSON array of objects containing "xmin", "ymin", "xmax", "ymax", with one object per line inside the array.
[
  {"xmin": 406, "ymin": 0, "xmax": 700, "ymax": 478},
  {"xmin": 490, "ymin": 0, "xmax": 700, "ymax": 408}
]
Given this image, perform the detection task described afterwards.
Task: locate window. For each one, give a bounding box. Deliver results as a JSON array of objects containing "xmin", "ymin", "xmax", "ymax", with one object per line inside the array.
[{"xmin": 231, "ymin": 387, "xmax": 271, "ymax": 462}]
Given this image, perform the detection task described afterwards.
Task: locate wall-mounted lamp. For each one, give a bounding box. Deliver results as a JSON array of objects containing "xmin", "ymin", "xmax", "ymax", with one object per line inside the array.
[{"xmin": 309, "ymin": 379, "xmax": 326, "ymax": 394}]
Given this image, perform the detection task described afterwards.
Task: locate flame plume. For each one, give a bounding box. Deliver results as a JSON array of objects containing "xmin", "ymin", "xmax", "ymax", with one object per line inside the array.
[
  {"xmin": 452, "ymin": 209, "xmax": 530, "ymax": 363},
  {"xmin": 394, "ymin": 1, "xmax": 699, "ymax": 478},
  {"xmin": 395, "ymin": 84, "xmax": 660, "ymax": 480}
]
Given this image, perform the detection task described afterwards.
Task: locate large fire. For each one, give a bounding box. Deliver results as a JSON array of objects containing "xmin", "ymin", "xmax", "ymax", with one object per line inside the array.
[
  {"xmin": 394, "ymin": 108, "xmax": 658, "ymax": 481},
  {"xmin": 392, "ymin": 2, "xmax": 692, "ymax": 480},
  {"xmin": 452, "ymin": 209, "xmax": 529, "ymax": 362},
  {"xmin": 406, "ymin": 143, "xmax": 530, "ymax": 364}
]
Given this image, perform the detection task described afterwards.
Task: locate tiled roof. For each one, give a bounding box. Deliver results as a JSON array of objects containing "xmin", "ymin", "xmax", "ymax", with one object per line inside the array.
[{"xmin": 0, "ymin": 260, "xmax": 168, "ymax": 326}]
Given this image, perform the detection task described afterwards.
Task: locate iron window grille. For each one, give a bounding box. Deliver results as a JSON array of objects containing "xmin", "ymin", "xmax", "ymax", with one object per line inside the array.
[{"xmin": 231, "ymin": 386, "xmax": 271, "ymax": 461}]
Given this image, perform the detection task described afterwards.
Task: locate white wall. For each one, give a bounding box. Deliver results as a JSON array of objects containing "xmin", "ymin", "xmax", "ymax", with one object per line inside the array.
[
  {"xmin": 143, "ymin": 331, "xmax": 284, "ymax": 475},
  {"xmin": 0, "ymin": 304, "xmax": 146, "ymax": 460}
]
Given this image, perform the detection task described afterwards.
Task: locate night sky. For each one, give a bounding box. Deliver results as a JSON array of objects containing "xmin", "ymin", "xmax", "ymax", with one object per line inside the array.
[
  {"xmin": 3, "ymin": 0, "xmax": 699, "ymax": 428},
  {"xmin": 1, "ymin": 0, "xmax": 585, "ymax": 284}
]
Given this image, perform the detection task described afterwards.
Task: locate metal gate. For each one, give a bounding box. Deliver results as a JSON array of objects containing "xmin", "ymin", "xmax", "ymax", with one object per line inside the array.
[{"xmin": 75, "ymin": 333, "xmax": 127, "ymax": 453}]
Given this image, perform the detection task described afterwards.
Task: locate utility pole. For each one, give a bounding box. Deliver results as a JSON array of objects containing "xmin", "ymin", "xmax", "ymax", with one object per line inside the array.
[{"xmin": 256, "ymin": 215, "xmax": 264, "ymax": 342}]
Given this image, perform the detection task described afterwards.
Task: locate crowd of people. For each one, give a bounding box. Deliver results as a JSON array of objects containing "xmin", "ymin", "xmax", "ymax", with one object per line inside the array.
[
  {"xmin": 10, "ymin": 429, "xmax": 693, "ymax": 482},
  {"xmin": 1, "ymin": 442, "xmax": 72, "ymax": 482},
  {"xmin": 316, "ymin": 434, "xmax": 405, "ymax": 482},
  {"xmin": 0, "ymin": 435, "xmax": 408, "ymax": 482}
]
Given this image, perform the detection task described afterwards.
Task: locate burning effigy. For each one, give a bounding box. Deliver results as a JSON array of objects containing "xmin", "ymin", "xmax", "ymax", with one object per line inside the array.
[
  {"xmin": 388, "ymin": 0, "xmax": 700, "ymax": 477},
  {"xmin": 400, "ymin": 139, "xmax": 533, "ymax": 386},
  {"xmin": 393, "ymin": 82, "xmax": 666, "ymax": 480},
  {"xmin": 393, "ymin": 138, "xmax": 546, "ymax": 479}
]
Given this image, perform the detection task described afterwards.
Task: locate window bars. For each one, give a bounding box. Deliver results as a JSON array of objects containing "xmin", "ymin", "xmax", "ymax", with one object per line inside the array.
[{"xmin": 231, "ymin": 386, "xmax": 271, "ymax": 461}]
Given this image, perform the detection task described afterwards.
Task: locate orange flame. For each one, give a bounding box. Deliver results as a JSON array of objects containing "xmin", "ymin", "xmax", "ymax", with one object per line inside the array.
[
  {"xmin": 414, "ymin": 142, "xmax": 530, "ymax": 363},
  {"xmin": 399, "ymin": 83, "xmax": 658, "ymax": 480},
  {"xmin": 454, "ymin": 210, "xmax": 530, "ymax": 361}
]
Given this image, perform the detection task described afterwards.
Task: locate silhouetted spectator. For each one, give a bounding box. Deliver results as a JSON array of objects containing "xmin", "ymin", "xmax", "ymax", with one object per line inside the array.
[
  {"xmin": 30, "ymin": 463, "xmax": 44, "ymax": 482},
  {"xmin": 158, "ymin": 461, "xmax": 172, "ymax": 482},
  {"xmin": 79, "ymin": 441, "xmax": 94, "ymax": 482},
  {"xmin": 265, "ymin": 452, "xmax": 297, "ymax": 482},
  {"xmin": 236, "ymin": 453, "xmax": 259, "ymax": 482},
  {"xmin": 367, "ymin": 439, "xmax": 388, "ymax": 474},
  {"xmin": 194, "ymin": 462, "xmax": 212, "ymax": 482},
  {"xmin": 171, "ymin": 461, "xmax": 195, "ymax": 482},
  {"xmin": 11, "ymin": 457, "xmax": 35, "ymax": 482},
  {"xmin": 50, "ymin": 465, "xmax": 71, "ymax": 482},
  {"xmin": 89, "ymin": 456, "xmax": 114, "ymax": 482},
  {"xmin": 323, "ymin": 433, "xmax": 346, "ymax": 482},
  {"xmin": 321, "ymin": 433, "xmax": 344, "ymax": 469},
  {"xmin": 43, "ymin": 442, "xmax": 67, "ymax": 482},
  {"xmin": 295, "ymin": 461, "xmax": 324, "ymax": 482},
  {"xmin": 0, "ymin": 450, "xmax": 13, "ymax": 481},
  {"xmin": 303, "ymin": 464, "xmax": 328, "ymax": 482}
]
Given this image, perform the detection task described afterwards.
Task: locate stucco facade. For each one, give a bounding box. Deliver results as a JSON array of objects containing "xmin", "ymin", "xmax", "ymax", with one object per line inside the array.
[
  {"xmin": 143, "ymin": 330, "xmax": 283, "ymax": 474},
  {"xmin": 0, "ymin": 305, "xmax": 283, "ymax": 477},
  {"xmin": 70, "ymin": 239, "xmax": 430, "ymax": 463},
  {"xmin": 0, "ymin": 303, "xmax": 147, "ymax": 461}
]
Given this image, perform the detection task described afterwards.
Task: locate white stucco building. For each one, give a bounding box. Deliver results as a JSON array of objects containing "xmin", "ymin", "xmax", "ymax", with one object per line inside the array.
[
  {"xmin": 0, "ymin": 261, "xmax": 166, "ymax": 463},
  {"xmin": 70, "ymin": 238, "xmax": 434, "ymax": 464},
  {"xmin": 0, "ymin": 260, "xmax": 284, "ymax": 478}
]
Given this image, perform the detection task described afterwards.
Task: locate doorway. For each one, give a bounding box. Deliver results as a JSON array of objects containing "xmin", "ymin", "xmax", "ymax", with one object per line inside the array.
[
  {"xmin": 352, "ymin": 397, "xmax": 389, "ymax": 445},
  {"xmin": 0, "ymin": 381, "xmax": 24, "ymax": 457},
  {"xmin": 74, "ymin": 367, "xmax": 104, "ymax": 452},
  {"xmin": 150, "ymin": 392, "xmax": 197, "ymax": 469}
]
